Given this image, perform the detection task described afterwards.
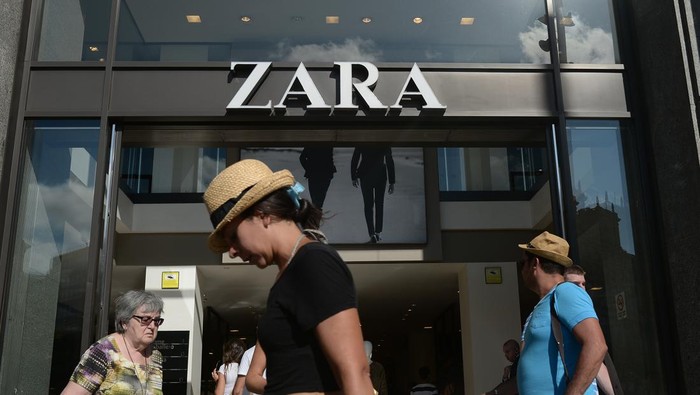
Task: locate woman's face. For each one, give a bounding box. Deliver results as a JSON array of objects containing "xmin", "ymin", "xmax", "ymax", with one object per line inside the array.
[
  {"xmin": 222, "ymin": 213, "xmax": 272, "ymax": 269},
  {"xmin": 123, "ymin": 305, "xmax": 161, "ymax": 346}
]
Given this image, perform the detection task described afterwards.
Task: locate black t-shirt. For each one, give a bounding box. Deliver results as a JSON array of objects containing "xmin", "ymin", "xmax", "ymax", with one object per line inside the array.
[{"xmin": 257, "ymin": 242, "xmax": 358, "ymax": 394}]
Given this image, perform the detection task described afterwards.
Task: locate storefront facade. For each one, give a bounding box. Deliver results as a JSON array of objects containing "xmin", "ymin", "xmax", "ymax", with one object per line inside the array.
[{"xmin": 0, "ymin": 0, "xmax": 698, "ymax": 394}]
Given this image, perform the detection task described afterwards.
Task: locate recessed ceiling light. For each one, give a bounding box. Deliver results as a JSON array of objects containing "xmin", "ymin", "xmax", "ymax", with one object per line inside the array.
[
  {"xmin": 362, "ymin": 17, "xmax": 372, "ymax": 24},
  {"xmin": 186, "ymin": 15, "xmax": 201, "ymax": 23},
  {"xmin": 229, "ymin": 329, "xmax": 239, "ymax": 332},
  {"xmin": 413, "ymin": 17, "xmax": 423, "ymax": 24},
  {"xmin": 240, "ymin": 16, "xmax": 252, "ymax": 23},
  {"xmin": 460, "ymin": 17, "xmax": 475, "ymax": 25},
  {"xmin": 88, "ymin": 46, "xmax": 99, "ymax": 52},
  {"xmin": 326, "ymin": 16, "xmax": 340, "ymax": 24},
  {"xmin": 291, "ymin": 16, "xmax": 303, "ymax": 22}
]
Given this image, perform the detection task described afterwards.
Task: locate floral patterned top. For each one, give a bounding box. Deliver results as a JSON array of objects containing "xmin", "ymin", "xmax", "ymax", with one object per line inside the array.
[{"xmin": 70, "ymin": 334, "xmax": 163, "ymax": 394}]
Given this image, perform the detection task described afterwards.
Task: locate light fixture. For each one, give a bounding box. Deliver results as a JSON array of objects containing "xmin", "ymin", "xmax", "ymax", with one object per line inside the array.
[
  {"xmin": 88, "ymin": 46, "xmax": 99, "ymax": 52},
  {"xmin": 460, "ymin": 17, "xmax": 475, "ymax": 25},
  {"xmin": 186, "ymin": 15, "xmax": 202, "ymax": 23},
  {"xmin": 413, "ymin": 17, "xmax": 423, "ymax": 24},
  {"xmin": 291, "ymin": 16, "xmax": 303, "ymax": 22},
  {"xmin": 362, "ymin": 17, "xmax": 372, "ymax": 24},
  {"xmin": 560, "ymin": 12, "xmax": 575, "ymax": 27},
  {"xmin": 423, "ymin": 326, "xmax": 433, "ymax": 329},
  {"xmin": 240, "ymin": 16, "xmax": 252, "ymax": 23},
  {"xmin": 229, "ymin": 329, "xmax": 240, "ymax": 333},
  {"xmin": 589, "ymin": 286, "xmax": 604, "ymax": 291},
  {"xmin": 326, "ymin": 16, "xmax": 340, "ymax": 24}
]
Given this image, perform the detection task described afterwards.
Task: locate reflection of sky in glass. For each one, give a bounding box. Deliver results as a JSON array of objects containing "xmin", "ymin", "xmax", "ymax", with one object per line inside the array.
[
  {"xmin": 567, "ymin": 120, "xmax": 634, "ymax": 253},
  {"xmin": 17, "ymin": 121, "xmax": 100, "ymax": 275}
]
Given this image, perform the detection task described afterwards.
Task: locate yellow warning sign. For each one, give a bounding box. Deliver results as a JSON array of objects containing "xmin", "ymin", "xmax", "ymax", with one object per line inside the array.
[
  {"xmin": 485, "ymin": 267, "xmax": 502, "ymax": 284},
  {"xmin": 161, "ymin": 271, "xmax": 180, "ymax": 289}
]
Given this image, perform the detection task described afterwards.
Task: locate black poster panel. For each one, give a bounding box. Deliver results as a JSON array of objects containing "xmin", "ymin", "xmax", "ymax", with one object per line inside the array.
[{"xmin": 153, "ymin": 330, "xmax": 189, "ymax": 394}]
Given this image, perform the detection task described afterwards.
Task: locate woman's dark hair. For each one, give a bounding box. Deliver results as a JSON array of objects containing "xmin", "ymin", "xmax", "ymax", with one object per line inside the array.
[
  {"xmin": 245, "ymin": 188, "xmax": 324, "ymax": 229},
  {"xmin": 222, "ymin": 338, "xmax": 247, "ymax": 365}
]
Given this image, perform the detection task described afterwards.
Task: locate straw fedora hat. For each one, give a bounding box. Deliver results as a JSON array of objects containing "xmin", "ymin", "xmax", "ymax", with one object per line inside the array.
[
  {"xmin": 518, "ymin": 231, "xmax": 573, "ymax": 267},
  {"xmin": 203, "ymin": 159, "xmax": 295, "ymax": 253}
]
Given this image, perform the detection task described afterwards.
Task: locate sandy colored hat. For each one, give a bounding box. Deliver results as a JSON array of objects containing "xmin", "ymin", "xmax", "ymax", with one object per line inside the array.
[
  {"xmin": 203, "ymin": 159, "xmax": 295, "ymax": 253},
  {"xmin": 518, "ymin": 231, "xmax": 573, "ymax": 267}
]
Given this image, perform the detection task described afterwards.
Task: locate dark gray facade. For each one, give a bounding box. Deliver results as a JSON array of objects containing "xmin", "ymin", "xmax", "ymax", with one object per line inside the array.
[{"xmin": 0, "ymin": 0, "xmax": 699, "ymax": 393}]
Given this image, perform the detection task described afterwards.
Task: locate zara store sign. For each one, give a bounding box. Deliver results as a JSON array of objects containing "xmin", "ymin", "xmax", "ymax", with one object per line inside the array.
[{"xmin": 226, "ymin": 61, "xmax": 446, "ymax": 114}]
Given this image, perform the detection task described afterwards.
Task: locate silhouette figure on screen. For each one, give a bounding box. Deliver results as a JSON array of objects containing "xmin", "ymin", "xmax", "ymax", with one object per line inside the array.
[
  {"xmin": 351, "ymin": 146, "xmax": 395, "ymax": 243},
  {"xmin": 299, "ymin": 147, "xmax": 336, "ymax": 209}
]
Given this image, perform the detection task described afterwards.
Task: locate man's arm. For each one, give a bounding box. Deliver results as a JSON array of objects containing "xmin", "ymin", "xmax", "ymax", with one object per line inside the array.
[
  {"xmin": 565, "ymin": 318, "xmax": 607, "ymax": 395},
  {"xmin": 245, "ymin": 341, "xmax": 267, "ymax": 394}
]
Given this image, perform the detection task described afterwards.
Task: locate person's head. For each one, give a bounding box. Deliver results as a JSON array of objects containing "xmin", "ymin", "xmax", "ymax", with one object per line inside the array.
[
  {"xmin": 363, "ymin": 340, "xmax": 373, "ymax": 362},
  {"xmin": 565, "ymin": 264, "xmax": 587, "ymax": 290},
  {"xmin": 203, "ymin": 159, "xmax": 323, "ymax": 266},
  {"xmin": 418, "ymin": 366, "xmax": 431, "ymax": 381},
  {"xmin": 517, "ymin": 231, "xmax": 572, "ymax": 287},
  {"xmin": 502, "ymin": 339, "xmax": 520, "ymax": 363},
  {"xmin": 114, "ymin": 290, "xmax": 164, "ymax": 346},
  {"xmin": 222, "ymin": 338, "xmax": 247, "ymax": 365}
]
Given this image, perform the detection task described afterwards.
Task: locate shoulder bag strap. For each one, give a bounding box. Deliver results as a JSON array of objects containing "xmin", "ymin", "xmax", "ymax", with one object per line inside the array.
[{"xmin": 550, "ymin": 286, "xmax": 571, "ymax": 383}]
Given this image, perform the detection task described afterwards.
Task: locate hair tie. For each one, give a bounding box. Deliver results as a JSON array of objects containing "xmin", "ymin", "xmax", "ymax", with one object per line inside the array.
[{"xmin": 286, "ymin": 181, "xmax": 305, "ymax": 209}]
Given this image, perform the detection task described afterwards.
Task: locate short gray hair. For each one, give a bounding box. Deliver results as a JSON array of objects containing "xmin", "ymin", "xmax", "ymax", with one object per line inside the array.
[{"xmin": 114, "ymin": 290, "xmax": 164, "ymax": 333}]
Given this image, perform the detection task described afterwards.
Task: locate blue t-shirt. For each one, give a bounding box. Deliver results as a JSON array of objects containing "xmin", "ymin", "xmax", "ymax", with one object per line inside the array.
[{"xmin": 517, "ymin": 282, "xmax": 598, "ymax": 395}]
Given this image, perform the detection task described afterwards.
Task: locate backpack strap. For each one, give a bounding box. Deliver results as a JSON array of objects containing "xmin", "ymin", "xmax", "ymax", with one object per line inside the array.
[{"xmin": 550, "ymin": 285, "xmax": 571, "ymax": 383}]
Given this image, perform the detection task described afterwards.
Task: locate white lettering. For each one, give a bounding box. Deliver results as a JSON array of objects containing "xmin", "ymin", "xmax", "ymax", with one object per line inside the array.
[
  {"xmin": 274, "ymin": 62, "xmax": 331, "ymax": 110},
  {"xmin": 226, "ymin": 62, "xmax": 272, "ymax": 110},
  {"xmin": 334, "ymin": 62, "xmax": 386, "ymax": 110},
  {"xmin": 390, "ymin": 63, "xmax": 446, "ymax": 110}
]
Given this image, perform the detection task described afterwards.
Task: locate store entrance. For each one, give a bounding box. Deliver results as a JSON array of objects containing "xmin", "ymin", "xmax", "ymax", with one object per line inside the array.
[{"xmin": 107, "ymin": 124, "xmax": 553, "ymax": 395}]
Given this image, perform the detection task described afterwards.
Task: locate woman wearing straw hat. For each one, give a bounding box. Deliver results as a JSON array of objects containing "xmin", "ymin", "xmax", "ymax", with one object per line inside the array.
[{"xmin": 203, "ymin": 159, "xmax": 375, "ymax": 395}]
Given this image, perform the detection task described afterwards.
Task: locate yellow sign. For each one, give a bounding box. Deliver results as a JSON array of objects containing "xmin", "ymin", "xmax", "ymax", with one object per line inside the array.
[
  {"xmin": 161, "ymin": 271, "xmax": 180, "ymax": 289},
  {"xmin": 485, "ymin": 267, "xmax": 502, "ymax": 284}
]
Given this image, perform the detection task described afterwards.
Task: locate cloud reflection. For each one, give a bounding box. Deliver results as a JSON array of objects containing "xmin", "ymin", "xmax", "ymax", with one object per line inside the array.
[
  {"xmin": 520, "ymin": 14, "xmax": 615, "ymax": 64},
  {"xmin": 273, "ymin": 37, "xmax": 382, "ymax": 62}
]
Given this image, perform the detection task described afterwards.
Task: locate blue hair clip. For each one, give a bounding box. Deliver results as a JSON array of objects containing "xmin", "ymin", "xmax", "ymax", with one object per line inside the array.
[{"xmin": 286, "ymin": 181, "xmax": 305, "ymax": 209}]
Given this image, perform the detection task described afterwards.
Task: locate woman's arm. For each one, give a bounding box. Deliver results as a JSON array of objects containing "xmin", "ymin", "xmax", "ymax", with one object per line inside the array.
[
  {"xmin": 214, "ymin": 371, "xmax": 225, "ymax": 395},
  {"xmin": 315, "ymin": 308, "xmax": 374, "ymax": 394},
  {"xmin": 60, "ymin": 382, "xmax": 92, "ymax": 395},
  {"xmin": 245, "ymin": 341, "xmax": 267, "ymax": 394}
]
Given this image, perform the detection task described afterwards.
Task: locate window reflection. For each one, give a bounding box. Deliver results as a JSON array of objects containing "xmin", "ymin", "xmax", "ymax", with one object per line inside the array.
[
  {"xmin": 0, "ymin": 120, "xmax": 100, "ymax": 394},
  {"xmin": 116, "ymin": 0, "xmax": 552, "ymax": 63},
  {"xmin": 120, "ymin": 147, "xmax": 226, "ymax": 198},
  {"xmin": 438, "ymin": 147, "xmax": 547, "ymax": 192},
  {"xmin": 37, "ymin": 0, "xmax": 110, "ymax": 61},
  {"xmin": 566, "ymin": 120, "xmax": 664, "ymax": 393}
]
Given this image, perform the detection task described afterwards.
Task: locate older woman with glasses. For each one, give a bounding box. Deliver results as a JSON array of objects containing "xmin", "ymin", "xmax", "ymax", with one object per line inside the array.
[{"xmin": 61, "ymin": 290, "xmax": 165, "ymax": 395}]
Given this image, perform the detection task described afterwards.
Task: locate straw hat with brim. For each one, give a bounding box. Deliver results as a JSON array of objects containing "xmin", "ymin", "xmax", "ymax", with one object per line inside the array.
[
  {"xmin": 518, "ymin": 231, "xmax": 573, "ymax": 267},
  {"xmin": 203, "ymin": 159, "xmax": 295, "ymax": 253}
]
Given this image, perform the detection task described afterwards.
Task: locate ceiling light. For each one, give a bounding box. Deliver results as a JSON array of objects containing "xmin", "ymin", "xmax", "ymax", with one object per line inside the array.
[
  {"xmin": 291, "ymin": 16, "xmax": 303, "ymax": 22},
  {"xmin": 424, "ymin": 326, "xmax": 433, "ymax": 329},
  {"xmin": 186, "ymin": 15, "xmax": 201, "ymax": 23},
  {"xmin": 460, "ymin": 17, "xmax": 475, "ymax": 25},
  {"xmin": 240, "ymin": 16, "xmax": 252, "ymax": 23},
  {"xmin": 88, "ymin": 46, "xmax": 99, "ymax": 52},
  {"xmin": 326, "ymin": 16, "xmax": 340, "ymax": 24},
  {"xmin": 589, "ymin": 286, "xmax": 604, "ymax": 291},
  {"xmin": 229, "ymin": 329, "xmax": 239, "ymax": 332},
  {"xmin": 362, "ymin": 17, "xmax": 372, "ymax": 24},
  {"xmin": 413, "ymin": 17, "xmax": 423, "ymax": 24}
]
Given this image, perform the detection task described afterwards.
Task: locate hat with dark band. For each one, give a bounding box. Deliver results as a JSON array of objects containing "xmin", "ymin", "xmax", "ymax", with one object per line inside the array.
[
  {"xmin": 203, "ymin": 159, "xmax": 295, "ymax": 253},
  {"xmin": 518, "ymin": 231, "xmax": 573, "ymax": 267}
]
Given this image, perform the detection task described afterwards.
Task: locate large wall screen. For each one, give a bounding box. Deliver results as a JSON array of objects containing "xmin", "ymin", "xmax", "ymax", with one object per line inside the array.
[{"xmin": 241, "ymin": 146, "xmax": 427, "ymax": 244}]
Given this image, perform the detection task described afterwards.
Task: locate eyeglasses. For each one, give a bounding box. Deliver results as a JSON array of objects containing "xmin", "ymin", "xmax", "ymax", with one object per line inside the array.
[{"xmin": 131, "ymin": 315, "xmax": 164, "ymax": 327}]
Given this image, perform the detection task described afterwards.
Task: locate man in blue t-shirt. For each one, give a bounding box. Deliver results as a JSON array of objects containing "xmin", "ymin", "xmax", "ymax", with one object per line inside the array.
[{"xmin": 516, "ymin": 232, "xmax": 608, "ymax": 395}]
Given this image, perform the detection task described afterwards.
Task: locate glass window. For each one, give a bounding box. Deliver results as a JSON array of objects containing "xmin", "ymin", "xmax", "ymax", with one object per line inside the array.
[
  {"xmin": 438, "ymin": 147, "xmax": 547, "ymax": 192},
  {"xmin": 566, "ymin": 120, "xmax": 664, "ymax": 393},
  {"xmin": 0, "ymin": 120, "xmax": 101, "ymax": 394},
  {"xmin": 36, "ymin": 0, "xmax": 111, "ymax": 61},
  {"xmin": 120, "ymin": 147, "xmax": 226, "ymax": 200},
  {"xmin": 116, "ymin": 0, "xmax": 551, "ymax": 63},
  {"xmin": 546, "ymin": 0, "xmax": 620, "ymax": 64}
]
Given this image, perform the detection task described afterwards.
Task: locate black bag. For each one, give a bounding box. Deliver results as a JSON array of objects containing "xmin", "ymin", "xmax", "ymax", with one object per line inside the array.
[
  {"xmin": 551, "ymin": 288, "xmax": 624, "ymax": 395},
  {"xmin": 485, "ymin": 377, "xmax": 518, "ymax": 395}
]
